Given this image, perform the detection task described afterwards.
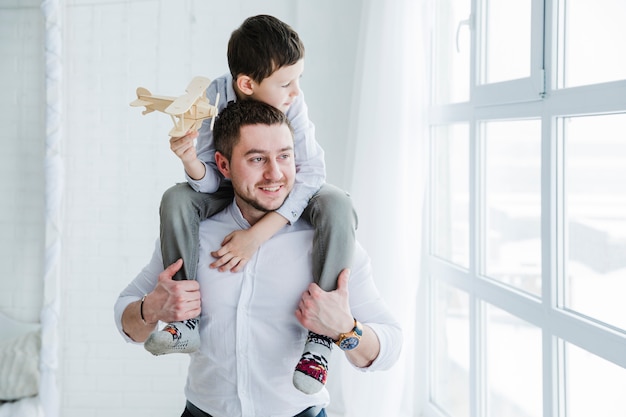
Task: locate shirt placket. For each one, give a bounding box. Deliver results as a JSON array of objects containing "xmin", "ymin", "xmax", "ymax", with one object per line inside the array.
[{"xmin": 236, "ymin": 262, "xmax": 255, "ymax": 416}]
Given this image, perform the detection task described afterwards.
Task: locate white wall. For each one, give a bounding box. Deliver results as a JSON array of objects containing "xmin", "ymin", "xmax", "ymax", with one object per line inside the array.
[
  {"xmin": 0, "ymin": 0, "xmax": 45, "ymax": 323},
  {"xmin": 1, "ymin": 1, "xmax": 363, "ymax": 416}
]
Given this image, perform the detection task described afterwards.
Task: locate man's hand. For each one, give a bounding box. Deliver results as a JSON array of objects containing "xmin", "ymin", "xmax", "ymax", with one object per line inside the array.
[
  {"xmin": 295, "ymin": 269, "xmax": 354, "ymax": 340},
  {"xmin": 295, "ymin": 268, "xmax": 381, "ymax": 368},
  {"xmin": 143, "ymin": 259, "xmax": 201, "ymax": 324},
  {"xmin": 121, "ymin": 259, "xmax": 201, "ymax": 342},
  {"xmin": 210, "ymin": 229, "xmax": 262, "ymax": 272}
]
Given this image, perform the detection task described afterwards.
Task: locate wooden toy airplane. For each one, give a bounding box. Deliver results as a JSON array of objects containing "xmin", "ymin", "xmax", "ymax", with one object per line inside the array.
[{"xmin": 130, "ymin": 76, "xmax": 220, "ymax": 136}]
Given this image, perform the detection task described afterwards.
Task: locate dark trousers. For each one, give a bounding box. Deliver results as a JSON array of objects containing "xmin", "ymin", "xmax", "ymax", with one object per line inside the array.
[{"xmin": 181, "ymin": 401, "xmax": 326, "ymax": 417}]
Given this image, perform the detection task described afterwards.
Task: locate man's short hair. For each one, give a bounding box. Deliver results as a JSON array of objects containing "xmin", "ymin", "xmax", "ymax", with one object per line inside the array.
[
  {"xmin": 213, "ymin": 100, "xmax": 293, "ymax": 160},
  {"xmin": 227, "ymin": 15, "xmax": 305, "ymax": 83}
]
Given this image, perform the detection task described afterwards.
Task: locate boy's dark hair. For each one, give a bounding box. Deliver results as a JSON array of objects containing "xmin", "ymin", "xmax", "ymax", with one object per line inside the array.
[
  {"xmin": 227, "ymin": 15, "xmax": 305, "ymax": 83},
  {"xmin": 213, "ymin": 100, "xmax": 293, "ymax": 160}
]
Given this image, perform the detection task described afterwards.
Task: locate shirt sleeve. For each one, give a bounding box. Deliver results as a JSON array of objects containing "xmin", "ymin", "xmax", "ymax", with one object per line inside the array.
[
  {"xmin": 276, "ymin": 92, "xmax": 326, "ymax": 223},
  {"xmin": 186, "ymin": 79, "xmax": 227, "ymax": 193},
  {"xmin": 347, "ymin": 244, "xmax": 404, "ymax": 372},
  {"xmin": 113, "ymin": 240, "xmax": 164, "ymax": 343}
]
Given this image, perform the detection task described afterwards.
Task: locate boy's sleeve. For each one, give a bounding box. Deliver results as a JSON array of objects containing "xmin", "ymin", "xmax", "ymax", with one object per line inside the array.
[
  {"xmin": 186, "ymin": 80, "xmax": 225, "ymax": 193},
  {"xmin": 277, "ymin": 92, "xmax": 326, "ymax": 223}
]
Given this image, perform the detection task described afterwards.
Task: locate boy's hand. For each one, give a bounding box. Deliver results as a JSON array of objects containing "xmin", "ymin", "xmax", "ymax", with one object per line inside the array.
[
  {"xmin": 170, "ymin": 130, "xmax": 206, "ymax": 180},
  {"xmin": 169, "ymin": 130, "xmax": 199, "ymax": 164},
  {"xmin": 210, "ymin": 229, "xmax": 262, "ymax": 272}
]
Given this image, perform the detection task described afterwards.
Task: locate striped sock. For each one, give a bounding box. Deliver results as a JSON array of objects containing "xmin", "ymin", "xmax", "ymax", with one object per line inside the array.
[
  {"xmin": 293, "ymin": 332, "xmax": 333, "ymax": 394},
  {"xmin": 144, "ymin": 318, "xmax": 200, "ymax": 355}
]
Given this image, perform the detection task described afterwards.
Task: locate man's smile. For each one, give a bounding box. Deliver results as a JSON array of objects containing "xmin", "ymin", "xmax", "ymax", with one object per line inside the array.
[{"xmin": 259, "ymin": 184, "xmax": 284, "ymax": 193}]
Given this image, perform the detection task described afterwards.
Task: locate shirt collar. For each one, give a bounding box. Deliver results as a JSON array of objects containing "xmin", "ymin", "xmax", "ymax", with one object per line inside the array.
[
  {"xmin": 225, "ymin": 73, "xmax": 238, "ymax": 103},
  {"xmin": 226, "ymin": 200, "xmax": 252, "ymax": 230}
]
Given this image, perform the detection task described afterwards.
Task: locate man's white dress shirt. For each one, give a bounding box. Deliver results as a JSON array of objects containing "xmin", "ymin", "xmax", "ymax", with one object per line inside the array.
[{"xmin": 114, "ymin": 201, "xmax": 402, "ymax": 417}]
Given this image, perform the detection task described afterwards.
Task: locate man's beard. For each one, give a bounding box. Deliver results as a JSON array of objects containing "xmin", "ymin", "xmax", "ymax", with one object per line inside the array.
[{"xmin": 234, "ymin": 182, "xmax": 289, "ymax": 213}]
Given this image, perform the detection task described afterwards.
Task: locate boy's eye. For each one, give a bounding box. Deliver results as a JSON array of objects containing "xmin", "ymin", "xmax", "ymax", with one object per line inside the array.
[{"xmin": 282, "ymin": 82, "xmax": 291, "ymax": 88}]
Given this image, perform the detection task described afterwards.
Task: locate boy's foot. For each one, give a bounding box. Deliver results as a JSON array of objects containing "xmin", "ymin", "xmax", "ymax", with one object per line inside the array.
[
  {"xmin": 144, "ymin": 318, "xmax": 200, "ymax": 355},
  {"xmin": 293, "ymin": 332, "xmax": 333, "ymax": 394}
]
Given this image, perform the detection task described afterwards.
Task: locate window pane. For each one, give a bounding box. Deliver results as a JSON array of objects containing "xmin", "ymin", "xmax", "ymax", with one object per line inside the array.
[
  {"xmin": 432, "ymin": 281, "xmax": 470, "ymax": 417},
  {"xmin": 561, "ymin": 0, "xmax": 626, "ymax": 88},
  {"xmin": 481, "ymin": 0, "xmax": 531, "ymax": 84},
  {"xmin": 483, "ymin": 120, "xmax": 542, "ymax": 296},
  {"xmin": 433, "ymin": 0, "xmax": 471, "ymax": 103},
  {"xmin": 564, "ymin": 342, "xmax": 626, "ymax": 417},
  {"xmin": 432, "ymin": 125, "xmax": 470, "ymax": 268},
  {"xmin": 563, "ymin": 113, "xmax": 626, "ymax": 330},
  {"xmin": 486, "ymin": 304, "xmax": 542, "ymax": 417}
]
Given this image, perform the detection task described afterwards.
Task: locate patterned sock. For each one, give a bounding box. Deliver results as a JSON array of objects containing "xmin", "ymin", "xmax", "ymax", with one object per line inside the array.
[
  {"xmin": 144, "ymin": 318, "xmax": 200, "ymax": 356},
  {"xmin": 293, "ymin": 332, "xmax": 333, "ymax": 394}
]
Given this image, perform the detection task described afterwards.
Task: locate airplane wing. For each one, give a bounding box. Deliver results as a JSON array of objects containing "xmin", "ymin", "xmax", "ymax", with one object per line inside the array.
[
  {"xmin": 129, "ymin": 98, "xmax": 153, "ymax": 107},
  {"xmin": 130, "ymin": 87, "xmax": 153, "ymax": 107},
  {"xmin": 165, "ymin": 76, "xmax": 212, "ymax": 115},
  {"xmin": 185, "ymin": 76, "xmax": 212, "ymax": 97}
]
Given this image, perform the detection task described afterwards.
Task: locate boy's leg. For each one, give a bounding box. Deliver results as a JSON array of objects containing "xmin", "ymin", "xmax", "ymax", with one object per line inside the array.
[
  {"xmin": 160, "ymin": 182, "xmax": 233, "ymax": 281},
  {"xmin": 144, "ymin": 182, "xmax": 233, "ymax": 356},
  {"xmin": 293, "ymin": 183, "xmax": 358, "ymax": 394},
  {"xmin": 304, "ymin": 183, "xmax": 358, "ymax": 291}
]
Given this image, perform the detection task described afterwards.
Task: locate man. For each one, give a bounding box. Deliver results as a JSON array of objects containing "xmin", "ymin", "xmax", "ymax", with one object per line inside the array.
[{"xmin": 114, "ymin": 100, "xmax": 402, "ymax": 417}]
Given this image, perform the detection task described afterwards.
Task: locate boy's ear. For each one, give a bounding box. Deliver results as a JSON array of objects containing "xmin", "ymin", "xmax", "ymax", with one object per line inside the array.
[
  {"xmin": 215, "ymin": 152, "xmax": 232, "ymax": 178},
  {"xmin": 235, "ymin": 75, "xmax": 255, "ymax": 96}
]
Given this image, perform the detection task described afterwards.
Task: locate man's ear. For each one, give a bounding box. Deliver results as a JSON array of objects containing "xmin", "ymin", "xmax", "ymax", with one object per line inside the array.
[
  {"xmin": 215, "ymin": 152, "xmax": 231, "ymax": 179},
  {"xmin": 235, "ymin": 75, "xmax": 255, "ymax": 96}
]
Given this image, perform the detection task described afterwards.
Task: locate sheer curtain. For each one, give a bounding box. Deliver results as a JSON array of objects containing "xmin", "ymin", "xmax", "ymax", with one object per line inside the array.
[
  {"xmin": 41, "ymin": 0, "xmax": 63, "ymax": 416},
  {"xmin": 326, "ymin": 1, "xmax": 428, "ymax": 416}
]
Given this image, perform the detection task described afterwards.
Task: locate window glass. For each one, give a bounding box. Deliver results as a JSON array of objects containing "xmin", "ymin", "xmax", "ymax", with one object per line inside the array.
[
  {"xmin": 564, "ymin": 342, "xmax": 626, "ymax": 417},
  {"xmin": 432, "ymin": 124, "xmax": 470, "ymax": 268},
  {"xmin": 563, "ymin": 113, "xmax": 626, "ymax": 330},
  {"xmin": 561, "ymin": 0, "xmax": 626, "ymax": 87},
  {"xmin": 483, "ymin": 120, "xmax": 542, "ymax": 296},
  {"xmin": 486, "ymin": 303, "xmax": 542, "ymax": 417},
  {"xmin": 433, "ymin": 0, "xmax": 471, "ymax": 103},
  {"xmin": 427, "ymin": 0, "xmax": 626, "ymax": 416},
  {"xmin": 481, "ymin": 0, "xmax": 532, "ymax": 84},
  {"xmin": 431, "ymin": 281, "xmax": 470, "ymax": 417}
]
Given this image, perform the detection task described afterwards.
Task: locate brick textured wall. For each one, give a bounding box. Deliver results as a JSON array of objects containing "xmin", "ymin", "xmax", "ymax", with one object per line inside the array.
[{"xmin": 0, "ymin": 2, "xmax": 45, "ymax": 323}]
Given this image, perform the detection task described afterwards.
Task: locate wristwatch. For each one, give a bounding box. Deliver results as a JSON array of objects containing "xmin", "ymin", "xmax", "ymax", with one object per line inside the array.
[{"xmin": 335, "ymin": 318, "xmax": 363, "ymax": 351}]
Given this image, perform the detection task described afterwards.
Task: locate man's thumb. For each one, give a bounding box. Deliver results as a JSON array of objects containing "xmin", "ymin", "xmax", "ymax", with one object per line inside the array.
[
  {"xmin": 337, "ymin": 268, "xmax": 351, "ymax": 290},
  {"xmin": 163, "ymin": 258, "xmax": 183, "ymax": 278}
]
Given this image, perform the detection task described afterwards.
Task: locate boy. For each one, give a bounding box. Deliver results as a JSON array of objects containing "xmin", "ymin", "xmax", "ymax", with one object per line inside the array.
[{"xmin": 148, "ymin": 15, "xmax": 357, "ymax": 395}]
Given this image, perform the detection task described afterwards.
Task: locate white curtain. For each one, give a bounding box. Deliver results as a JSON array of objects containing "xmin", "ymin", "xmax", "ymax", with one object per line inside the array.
[
  {"xmin": 41, "ymin": 0, "xmax": 62, "ymax": 416},
  {"xmin": 326, "ymin": 1, "xmax": 428, "ymax": 416}
]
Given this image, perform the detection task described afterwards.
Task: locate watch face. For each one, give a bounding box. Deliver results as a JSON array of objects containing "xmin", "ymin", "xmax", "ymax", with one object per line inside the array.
[{"xmin": 339, "ymin": 336, "xmax": 359, "ymax": 350}]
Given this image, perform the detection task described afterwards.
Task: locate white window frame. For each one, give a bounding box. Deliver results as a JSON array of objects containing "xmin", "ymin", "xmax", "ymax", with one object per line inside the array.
[{"xmin": 423, "ymin": 0, "xmax": 626, "ymax": 416}]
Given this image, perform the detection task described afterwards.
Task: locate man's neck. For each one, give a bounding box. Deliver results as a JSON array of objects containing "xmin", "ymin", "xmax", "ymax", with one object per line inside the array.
[{"xmin": 234, "ymin": 198, "xmax": 264, "ymax": 226}]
